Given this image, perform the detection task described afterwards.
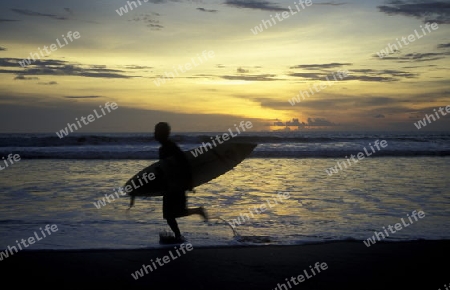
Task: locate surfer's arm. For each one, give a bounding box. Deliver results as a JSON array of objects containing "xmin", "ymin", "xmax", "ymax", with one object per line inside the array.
[
  {"xmin": 172, "ymin": 144, "xmax": 194, "ymax": 191},
  {"xmin": 160, "ymin": 142, "xmax": 194, "ymax": 191},
  {"xmin": 177, "ymin": 155, "xmax": 194, "ymax": 191}
]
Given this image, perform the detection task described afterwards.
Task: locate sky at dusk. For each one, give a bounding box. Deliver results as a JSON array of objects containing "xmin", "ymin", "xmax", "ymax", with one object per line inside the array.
[{"xmin": 0, "ymin": 0, "xmax": 449, "ymax": 133}]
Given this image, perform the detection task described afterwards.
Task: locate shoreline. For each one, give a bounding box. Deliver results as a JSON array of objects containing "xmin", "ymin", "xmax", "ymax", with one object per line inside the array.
[
  {"xmin": 3, "ymin": 154, "xmax": 450, "ymax": 160},
  {"xmin": 1, "ymin": 240, "xmax": 447, "ymax": 289}
]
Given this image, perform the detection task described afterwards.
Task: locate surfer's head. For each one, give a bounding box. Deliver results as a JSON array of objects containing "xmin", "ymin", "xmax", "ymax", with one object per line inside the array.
[{"xmin": 154, "ymin": 122, "xmax": 171, "ymax": 142}]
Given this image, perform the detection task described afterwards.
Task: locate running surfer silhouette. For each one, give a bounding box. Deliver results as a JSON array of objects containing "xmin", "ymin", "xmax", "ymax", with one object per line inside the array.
[{"xmin": 154, "ymin": 122, "xmax": 207, "ymax": 241}]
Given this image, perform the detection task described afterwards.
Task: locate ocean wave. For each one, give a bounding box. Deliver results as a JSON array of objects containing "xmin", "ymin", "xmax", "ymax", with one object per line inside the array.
[
  {"xmin": 0, "ymin": 149, "xmax": 448, "ymax": 159},
  {"xmin": 1, "ymin": 132, "xmax": 449, "ymax": 147},
  {"xmin": 0, "ymin": 132, "xmax": 449, "ymax": 159}
]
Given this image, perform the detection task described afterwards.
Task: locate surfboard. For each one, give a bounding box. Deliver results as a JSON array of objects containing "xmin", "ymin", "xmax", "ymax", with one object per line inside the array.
[{"xmin": 124, "ymin": 142, "xmax": 257, "ymax": 203}]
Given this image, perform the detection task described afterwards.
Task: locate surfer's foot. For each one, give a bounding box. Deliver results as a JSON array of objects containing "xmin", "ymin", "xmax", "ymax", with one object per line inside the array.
[
  {"xmin": 174, "ymin": 235, "xmax": 187, "ymax": 243},
  {"xmin": 185, "ymin": 207, "xmax": 208, "ymax": 222}
]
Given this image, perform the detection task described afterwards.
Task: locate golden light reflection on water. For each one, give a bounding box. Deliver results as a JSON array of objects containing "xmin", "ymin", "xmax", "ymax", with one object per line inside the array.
[
  {"xmin": 194, "ymin": 157, "xmax": 450, "ymax": 240},
  {"xmin": 0, "ymin": 157, "xmax": 449, "ymax": 248}
]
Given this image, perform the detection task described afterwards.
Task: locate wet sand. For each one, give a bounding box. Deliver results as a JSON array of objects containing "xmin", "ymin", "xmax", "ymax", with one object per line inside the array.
[{"xmin": 1, "ymin": 240, "xmax": 448, "ymax": 289}]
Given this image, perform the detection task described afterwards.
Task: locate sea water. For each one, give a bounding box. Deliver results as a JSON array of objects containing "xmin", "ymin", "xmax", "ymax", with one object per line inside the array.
[{"xmin": 0, "ymin": 131, "xmax": 449, "ymax": 249}]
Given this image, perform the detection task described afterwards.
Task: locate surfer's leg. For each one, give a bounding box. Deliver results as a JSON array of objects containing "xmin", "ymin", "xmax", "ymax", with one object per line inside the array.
[
  {"xmin": 172, "ymin": 189, "xmax": 208, "ymax": 221},
  {"xmin": 166, "ymin": 217, "xmax": 181, "ymax": 238},
  {"xmin": 163, "ymin": 192, "xmax": 182, "ymax": 238},
  {"xmin": 185, "ymin": 207, "xmax": 208, "ymax": 222}
]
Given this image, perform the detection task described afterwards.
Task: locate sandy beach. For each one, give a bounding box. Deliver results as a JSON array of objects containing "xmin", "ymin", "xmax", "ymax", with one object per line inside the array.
[{"xmin": 1, "ymin": 240, "xmax": 447, "ymax": 289}]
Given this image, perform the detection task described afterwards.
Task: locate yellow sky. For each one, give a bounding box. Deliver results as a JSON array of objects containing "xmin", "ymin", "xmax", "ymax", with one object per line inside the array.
[{"xmin": 0, "ymin": 0, "xmax": 449, "ymax": 132}]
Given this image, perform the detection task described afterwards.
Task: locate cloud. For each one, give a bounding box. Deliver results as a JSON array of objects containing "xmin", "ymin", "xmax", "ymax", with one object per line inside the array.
[
  {"xmin": 6, "ymin": 59, "xmax": 66, "ymax": 67},
  {"xmin": 225, "ymin": 0, "xmax": 288, "ymax": 11},
  {"xmin": 64, "ymin": 96, "xmax": 101, "ymax": 99},
  {"xmin": 11, "ymin": 8, "xmax": 68, "ymax": 20},
  {"xmin": 123, "ymin": 65, "xmax": 153, "ymax": 70},
  {"xmin": 38, "ymin": 81, "xmax": 58, "ymax": 85},
  {"xmin": 273, "ymin": 118, "xmax": 306, "ymax": 127},
  {"xmin": 0, "ymin": 92, "xmax": 268, "ymax": 133},
  {"xmin": 64, "ymin": 8, "xmax": 74, "ymax": 16},
  {"xmin": 0, "ymin": 59, "xmax": 21, "ymax": 74},
  {"xmin": 315, "ymin": 2, "xmax": 347, "ymax": 5},
  {"xmin": 273, "ymin": 120, "xmax": 285, "ymax": 126},
  {"xmin": 306, "ymin": 117, "xmax": 337, "ymax": 126},
  {"xmin": 14, "ymin": 75, "xmax": 39, "ymax": 80},
  {"xmin": 258, "ymin": 92, "xmax": 428, "ymax": 113},
  {"xmin": 147, "ymin": 23, "xmax": 164, "ymax": 29},
  {"xmin": 379, "ymin": 69, "xmax": 418, "ymax": 78},
  {"xmin": 128, "ymin": 13, "xmax": 163, "ymax": 30},
  {"xmin": 0, "ymin": 19, "xmax": 20, "ymax": 22},
  {"xmin": 353, "ymin": 69, "xmax": 417, "ymax": 79},
  {"xmin": 437, "ymin": 42, "xmax": 450, "ymax": 49},
  {"xmin": 140, "ymin": 0, "xmax": 203, "ymax": 3},
  {"xmin": 237, "ymin": 67, "xmax": 249, "ymax": 73},
  {"xmin": 343, "ymin": 75, "xmax": 396, "ymax": 82},
  {"xmin": 288, "ymin": 72, "xmax": 324, "ymax": 79},
  {"xmin": 374, "ymin": 114, "xmax": 386, "ymax": 118},
  {"xmin": 197, "ymin": 8, "xmax": 218, "ymax": 12},
  {"xmin": 272, "ymin": 117, "xmax": 337, "ymax": 128},
  {"xmin": 286, "ymin": 118, "xmax": 305, "ymax": 126},
  {"xmin": 377, "ymin": 1, "xmax": 450, "ymax": 24},
  {"xmin": 352, "ymin": 96, "xmax": 399, "ymax": 107},
  {"xmin": 376, "ymin": 52, "xmax": 449, "ymax": 62},
  {"xmin": 289, "ymin": 68, "xmax": 414, "ymax": 82},
  {"xmin": 0, "ymin": 58, "xmax": 135, "ymax": 79},
  {"xmin": 408, "ymin": 105, "xmax": 450, "ymax": 119},
  {"xmin": 290, "ymin": 63, "xmax": 352, "ymax": 70},
  {"xmin": 221, "ymin": 74, "xmax": 279, "ymax": 81},
  {"xmin": 22, "ymin": 65, "xmax": 133, "ymax": 79},
  {"xmin": 247, "ymin": 97, "xmax": 293, "ymax": 109}
]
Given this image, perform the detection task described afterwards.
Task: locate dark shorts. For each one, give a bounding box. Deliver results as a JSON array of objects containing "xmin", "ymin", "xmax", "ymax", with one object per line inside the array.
[{"xmin": 163, "ymin": 189, "xmax": 187, "ymax": 219}]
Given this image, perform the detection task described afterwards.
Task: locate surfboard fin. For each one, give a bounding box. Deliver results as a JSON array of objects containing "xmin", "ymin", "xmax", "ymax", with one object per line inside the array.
[{"xmin": 129, "ymin": 196, "xmax": 135, "ymax": 209}]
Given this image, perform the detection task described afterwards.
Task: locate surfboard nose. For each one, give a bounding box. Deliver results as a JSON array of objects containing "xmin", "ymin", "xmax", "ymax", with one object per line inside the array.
[
  {"xmin": 225, "ymin": 142, "xmax": 257, "ymax": 161},
  {"xmin": 240, "ymin": 142, "xmax": 257, "ymax": 157}
]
